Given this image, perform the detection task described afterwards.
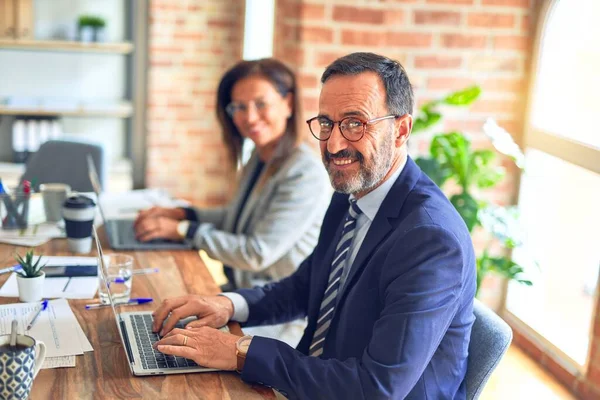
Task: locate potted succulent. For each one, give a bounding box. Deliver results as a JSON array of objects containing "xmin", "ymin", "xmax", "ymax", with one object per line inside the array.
[
  {"xmin": 15, "ymin": 250, "xmax": 46, "ymax": 302},
  {"xmin": 77, "ymin": 15, "xmax": 106, "ymax": 42}
]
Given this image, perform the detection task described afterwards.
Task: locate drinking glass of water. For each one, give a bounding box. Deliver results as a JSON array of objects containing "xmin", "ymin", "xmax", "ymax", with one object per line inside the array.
[{"xmin": 98, "ymin": 254, "xmax": 134, "ymax": 304}]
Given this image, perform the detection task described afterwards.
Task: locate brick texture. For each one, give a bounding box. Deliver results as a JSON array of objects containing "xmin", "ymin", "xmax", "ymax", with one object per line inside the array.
[{"xmin": 146, "ymin": 0, "xmax": 243, "ymax": 206}]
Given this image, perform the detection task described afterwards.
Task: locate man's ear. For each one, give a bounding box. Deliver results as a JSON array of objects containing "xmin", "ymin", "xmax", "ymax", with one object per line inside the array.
[{"xmin": 394, "ymin": 114, "xmax": 413, "ymax": 147}]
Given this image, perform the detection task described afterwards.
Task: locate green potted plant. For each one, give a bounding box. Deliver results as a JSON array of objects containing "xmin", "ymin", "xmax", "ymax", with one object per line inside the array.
[
  {"xmin": 77, "ymin": 15, "xmax": 106, "ymax": 42},
  {"xmin": 15, "ymin": 250, "xmax": 46, "ymax": 302},
  {"xmin": 412, "ymin": 86, "xmax": 533, "ymax": 295}
]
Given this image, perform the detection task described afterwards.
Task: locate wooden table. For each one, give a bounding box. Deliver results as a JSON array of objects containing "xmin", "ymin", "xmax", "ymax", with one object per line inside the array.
[{"xmin": 0, "ymin": 233, "xmax": 274, "ymax": 399}]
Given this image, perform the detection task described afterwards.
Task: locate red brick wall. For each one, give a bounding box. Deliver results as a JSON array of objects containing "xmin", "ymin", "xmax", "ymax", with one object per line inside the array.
[{"xmin": 146, "ymin": 0, "xmax": 244, "ymax": 206}]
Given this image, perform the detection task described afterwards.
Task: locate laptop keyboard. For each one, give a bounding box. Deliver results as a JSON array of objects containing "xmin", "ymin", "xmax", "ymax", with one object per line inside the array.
[{"xmin": 130, "ymin": 314, "xmax": 199, "ymax": 370}]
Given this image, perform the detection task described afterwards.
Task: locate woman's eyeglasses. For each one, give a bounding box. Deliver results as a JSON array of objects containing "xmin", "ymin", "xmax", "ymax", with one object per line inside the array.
[{"xmin": 226, "ymin": 99, "xmax": 271, "ymax": 117}]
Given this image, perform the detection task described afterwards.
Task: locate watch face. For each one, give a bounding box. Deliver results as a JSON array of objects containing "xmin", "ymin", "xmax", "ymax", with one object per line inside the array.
[
  {"xmin": 240, "ymin": 341, "xmax": 251, "ymax": 352},
  {"xmin": 238, "ymin": 336, "xmax": 252, "ymax": 353}
]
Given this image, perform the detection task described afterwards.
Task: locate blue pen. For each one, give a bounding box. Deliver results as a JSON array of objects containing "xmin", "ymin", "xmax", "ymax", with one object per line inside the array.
[
  {"xmin": 0, "ymin": 264, "xmax": 22, "ymax": 274},
  {"xmin": 85, "ymin": 298, "xmax": 153, "ymax": 309},
  {"xmin": 0, "ymin": 265, "xmax": 22, "ymax": 275},
  {"xmin": 27, "ymin": 300, "xmax": 49, "ymax": 330}
]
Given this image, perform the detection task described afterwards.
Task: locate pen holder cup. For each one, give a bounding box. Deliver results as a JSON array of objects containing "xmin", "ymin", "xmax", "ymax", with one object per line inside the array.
[{"xmin": 0, "ymin": 191, "xmax": 30, "ymax": 230}]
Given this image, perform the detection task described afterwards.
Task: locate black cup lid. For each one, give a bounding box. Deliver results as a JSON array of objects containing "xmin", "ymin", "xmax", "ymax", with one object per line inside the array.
[{"xmin": 63, "ymin": 195, "xmax": 96, "ymax": 209}]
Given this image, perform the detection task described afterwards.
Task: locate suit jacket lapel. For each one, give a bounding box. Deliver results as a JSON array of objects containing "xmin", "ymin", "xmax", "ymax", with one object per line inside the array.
[{"xmin": 337, "ymin": 157, "xmax": 422, "ymax": 303}]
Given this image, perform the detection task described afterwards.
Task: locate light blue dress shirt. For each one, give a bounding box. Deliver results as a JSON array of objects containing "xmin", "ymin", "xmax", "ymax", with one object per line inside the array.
[{"xmin": 223, "ymin": 158, "xmax": 407, "ymax": 323}]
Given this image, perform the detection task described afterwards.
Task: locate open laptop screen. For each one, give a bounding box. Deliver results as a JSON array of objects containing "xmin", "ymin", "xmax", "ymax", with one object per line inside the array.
[{"xmin": 93, "ymin": 226, "xmax": 127, "ymax": 347}]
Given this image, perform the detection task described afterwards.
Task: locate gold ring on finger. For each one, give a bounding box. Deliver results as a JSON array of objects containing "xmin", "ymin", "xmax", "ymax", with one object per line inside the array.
[{"xmin": 183, "ymin": 336, "xmax": 188, "ymax": 346}]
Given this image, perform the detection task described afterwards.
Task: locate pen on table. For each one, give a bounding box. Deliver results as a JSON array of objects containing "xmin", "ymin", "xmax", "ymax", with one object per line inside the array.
[
  {"xmin": 110, "ymin": 269, "xmax": 159, "ymax": 284},
  {"xmin": 27, "ymin": 299, "xmax": 49, "ymax": 330},
  {"xmin": 85, "ymin": 298, "xmax": 153, "ymax": 310},
  {"xmin": 132, "ymin": 268, "xmax": 159, "ymax": 275},
  {"xmin": 0, "ymin": 265, "xmax": 22, "ymax": 275}
]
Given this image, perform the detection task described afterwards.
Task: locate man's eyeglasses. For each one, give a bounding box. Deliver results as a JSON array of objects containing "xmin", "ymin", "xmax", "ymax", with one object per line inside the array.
[
  {"xmin": 226, "ymin": 99, "xmax": 271, "ymax": 118},
  {"xmin": 306, "ymin": 115, "xmax": 400, "ymax": 142}
]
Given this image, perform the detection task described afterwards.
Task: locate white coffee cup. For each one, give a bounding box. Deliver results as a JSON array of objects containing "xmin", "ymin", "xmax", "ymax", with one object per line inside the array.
[{"xmin": 40, "ymin": 183, "xmax": 71, "ymax": 222}]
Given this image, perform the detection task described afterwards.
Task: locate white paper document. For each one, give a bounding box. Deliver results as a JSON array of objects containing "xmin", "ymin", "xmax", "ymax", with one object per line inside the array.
[
  {"xmin": 0, "ymin": 237, "xmax": 51, "ymax": 247},
  {"xmin": 0, "ymin": 274, "xmax": 98, "ymax": 299},
  {"xmin": 0, "ymin": 299, "xmax": 93, "ymax": 358},
  {"xmin": 0, "ymin": 223, "xmax": 65, "ymax": 247},
  {"xmin": 42, "ymin": 356, "xmax": 76, "ymax": 369}
]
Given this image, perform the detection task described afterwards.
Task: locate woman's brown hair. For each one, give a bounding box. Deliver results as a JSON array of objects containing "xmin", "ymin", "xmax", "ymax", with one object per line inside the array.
[{"xmin": 216, "ymin": 58, "xmax": 301, "ymax": 173}]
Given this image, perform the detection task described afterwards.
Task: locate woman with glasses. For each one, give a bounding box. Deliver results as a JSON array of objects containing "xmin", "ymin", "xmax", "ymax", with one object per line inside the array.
[{"xmin": 133, "ymin": 59, "xmax": 330, "ymax": 342}]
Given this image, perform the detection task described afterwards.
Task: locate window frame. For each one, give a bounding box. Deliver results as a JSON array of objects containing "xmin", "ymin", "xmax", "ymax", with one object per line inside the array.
[{"xmin": 501, "ymin": 0, "xmax": 600, "ymax": 375}]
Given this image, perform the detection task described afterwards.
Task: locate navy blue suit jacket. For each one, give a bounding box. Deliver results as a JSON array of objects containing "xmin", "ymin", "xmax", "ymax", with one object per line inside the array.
[{"xmin": 235, "ymin": 157, "xmax": 476, "ymax": 399}]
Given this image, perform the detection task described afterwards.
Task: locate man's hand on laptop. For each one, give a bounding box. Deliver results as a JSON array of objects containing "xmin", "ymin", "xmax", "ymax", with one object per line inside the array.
[
  {"xmin": 134, "ymin": 216, "xmax": 181, "ymax": 242},
  {"xmin": 152, "ymin": 295, "xmax": 234, "ymax": 336},
  {"xmin": 153, "ymin": 326, "xmax": 238, "ymax": 371},
  {"xmin": 135, "ymin": 206, "xmax": 186, "ymax": 223}
]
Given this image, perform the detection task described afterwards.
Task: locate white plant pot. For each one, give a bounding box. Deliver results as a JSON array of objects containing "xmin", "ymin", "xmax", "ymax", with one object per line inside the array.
[
  {"xmin": 79, "ymin": 26, "xmax": 94, "ymax": 42},
  {"xmin": 16, "ymin": 271, "xmax": 45, "ymax": 302}
]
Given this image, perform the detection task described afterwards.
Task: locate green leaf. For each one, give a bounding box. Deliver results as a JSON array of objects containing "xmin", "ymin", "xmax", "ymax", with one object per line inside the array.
[
  {"xmin": 412, "ymin": 110, "xmax": 442, "ymax": 134},
  {"xmin": 475, "ymin": 168, "xmax": 504, "ymax": 188},
  {"xmin": 430, "ymin": 132, "xmax": 472, "ymax": 188},
  {"xmin": 415, "ymin": 157, "xmax": 451, "ymax": 187},
  {"xmin": 479, "ymin": 206, "xmax": 523, "ymax": 246},
  {"xmin": 421, "ymin": 100, "xmax": 440, "ymax": 111},
  {"xmin": 443, "ymin": 86, "xmax": 482, "ymax": 106},
  {"xmin": 467, "ymin": 149, "xmax": 504, "ymax": 189},
  {"xmin": 450, "ymin": 192, "xmax": 479, "ymax": 232},
  {"xmin": 486, "ymin": 257, "xmax": 527, "ymax": 280},
  {"xmin": 412, "ymin": 118, "xmax": 427, "ymax": 133}
]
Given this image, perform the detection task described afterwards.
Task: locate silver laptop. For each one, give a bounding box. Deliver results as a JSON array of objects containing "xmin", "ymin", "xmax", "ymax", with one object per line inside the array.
[
  {"xmin": 87, "ymin": 155, "xmax": 192, "ymax": 250},
  {"xmin": 93, "ymin": 226, "xmax": 226, "ymax": 376}
]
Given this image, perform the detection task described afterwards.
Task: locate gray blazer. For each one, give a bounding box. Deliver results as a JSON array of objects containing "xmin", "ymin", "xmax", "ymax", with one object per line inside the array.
[{"xmin": 189, "ymin": 143, "xmax": 331, "ymax": 285}]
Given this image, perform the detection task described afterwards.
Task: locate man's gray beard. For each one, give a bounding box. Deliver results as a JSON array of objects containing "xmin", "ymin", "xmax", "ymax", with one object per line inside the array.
[{"xmin": 327, "ymin": 131, "xmax": 394, "ymax": 195}]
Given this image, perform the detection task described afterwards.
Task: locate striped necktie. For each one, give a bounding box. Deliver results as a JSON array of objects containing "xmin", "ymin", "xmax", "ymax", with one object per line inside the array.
[{"xmin": 309, "ymin": 199, "xmax": 362, "ymax": 357}]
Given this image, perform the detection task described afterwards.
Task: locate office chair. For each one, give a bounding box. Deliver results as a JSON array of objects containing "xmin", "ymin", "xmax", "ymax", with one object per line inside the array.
[
  {"xmin": 466, "ymin": 299, "xmax": 513, "ymax": 400},
  {"xmin": 20, "ymin": 139, "xmax": 105, "ymax": 192}
]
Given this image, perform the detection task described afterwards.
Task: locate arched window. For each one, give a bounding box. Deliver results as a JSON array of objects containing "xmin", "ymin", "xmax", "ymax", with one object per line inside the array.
[{"xmin": 505, "ymin": 0, "xmax": 600, "ymax": 369}]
